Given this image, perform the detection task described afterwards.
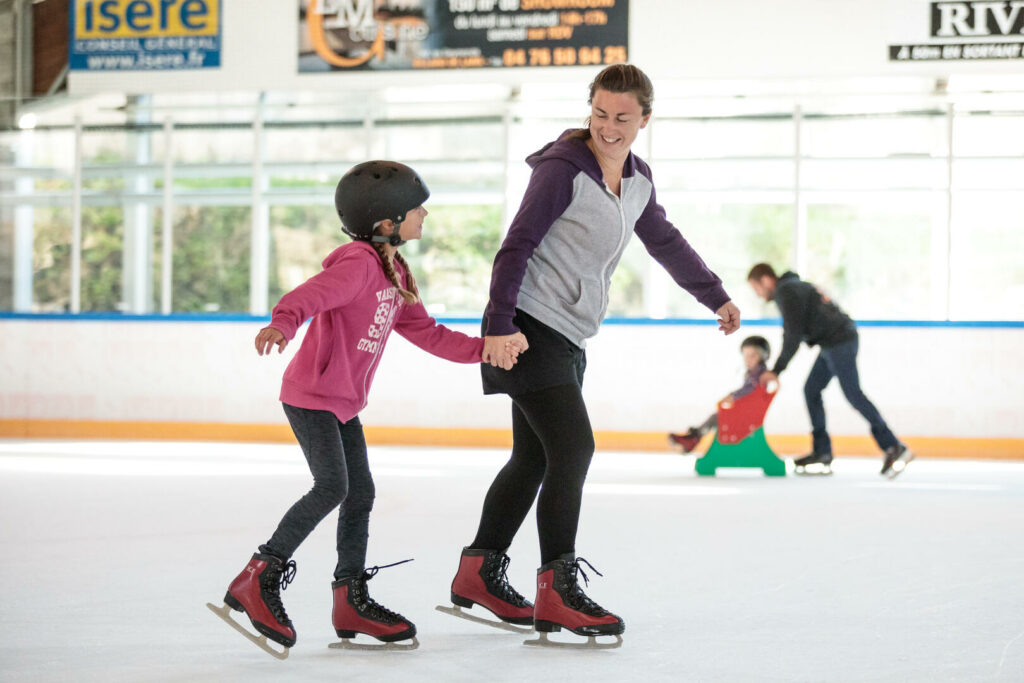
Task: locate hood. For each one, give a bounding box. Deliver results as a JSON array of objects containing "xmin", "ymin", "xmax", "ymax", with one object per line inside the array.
[
  {"xmin": 770, "ymin": 271, "xmax": 800, "ymax": 301},
  {"xmin": 321, "ymin": 239, "xmax": 375, "ymax": 270},
  {"xmin": 526, "ymin": 129, "xmax": 637, "ymax": 186}
]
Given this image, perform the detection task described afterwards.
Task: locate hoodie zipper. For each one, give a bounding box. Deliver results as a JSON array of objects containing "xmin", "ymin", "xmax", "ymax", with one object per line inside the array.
[{"xmin": 600, "ymin": 184, "xmax": 629, "ymax": 314}]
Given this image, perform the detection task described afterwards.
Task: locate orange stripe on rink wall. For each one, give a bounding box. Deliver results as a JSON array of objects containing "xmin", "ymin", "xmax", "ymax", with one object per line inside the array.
[{"xmin": 0, "ymin": 420, "xmax": 1021, "ymax": 461}]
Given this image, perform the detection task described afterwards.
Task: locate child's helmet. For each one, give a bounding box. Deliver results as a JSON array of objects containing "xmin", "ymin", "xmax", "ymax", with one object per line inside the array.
[
  {"xmin": 334, "ymin": 161, "xmax": 430, "ymax": 246},
  {"xmin": 741, "ymin": 335, "xmax": 771, "ymax": 362}
]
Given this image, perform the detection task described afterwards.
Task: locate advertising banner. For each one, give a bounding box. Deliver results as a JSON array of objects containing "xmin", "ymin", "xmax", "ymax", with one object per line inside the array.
[
  {"xmin": 69, "ymin": 0, "xmax": 222, "ymax": 71},
  {"xmin": 299, "ymin": 0, "xmax": 629, "ymax": 72},
  {"xmin": 889, "ymin": 1, "xmax": 1024, "ymax": 62}
]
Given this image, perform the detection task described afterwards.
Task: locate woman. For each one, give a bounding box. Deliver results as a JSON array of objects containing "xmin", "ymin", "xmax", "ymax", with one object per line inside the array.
[{"xmin": 446, "ymin": 65, "xmax": 741, "ymax": 643}]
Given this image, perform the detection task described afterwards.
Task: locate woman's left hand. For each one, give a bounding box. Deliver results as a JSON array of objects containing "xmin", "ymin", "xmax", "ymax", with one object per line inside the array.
[{"xmin": 716, "ymin": 301, "xmax": 741, "ymax": 335}]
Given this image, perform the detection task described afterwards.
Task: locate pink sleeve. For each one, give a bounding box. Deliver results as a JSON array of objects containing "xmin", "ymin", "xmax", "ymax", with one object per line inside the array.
[
  {"xmin": 269, "ymin": 258, "xmax": 370, "ymax": 339},
  {"xmin": 393, "ymin": 301, "xmax": 484, "ymax": 364}
]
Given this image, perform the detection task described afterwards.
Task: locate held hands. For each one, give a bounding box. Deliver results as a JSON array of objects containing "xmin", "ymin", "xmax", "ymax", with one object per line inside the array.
[
  {"xmin": 482, "ymin": 332, "xmax": 529, "ymax": 370},
  {"xmin": 716, "ymin": 301, "xmax": 741, "ymax": 335},
  {"xmin": 759, "ymin": 370, "xmax": 779, "ymax": 387},
  {"xmin": 255, "ymin": 327, "xmax": 288, "ymax": 355}
]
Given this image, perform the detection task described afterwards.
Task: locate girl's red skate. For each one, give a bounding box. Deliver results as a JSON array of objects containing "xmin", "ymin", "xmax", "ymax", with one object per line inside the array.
[
  {"xmin": 527, "ymin": 554, "xmax": 624, "ymax": 649},
  {"xmin": 330, "ymin": 563, "xmax": 418, "ymax": 651},
  {"xmin": 438, "ymin": 547, "xmax": 534, "ymax": 631},
  {"xmin": 207, "ymin": 552, "xmax": 297, "ymax": 659}
]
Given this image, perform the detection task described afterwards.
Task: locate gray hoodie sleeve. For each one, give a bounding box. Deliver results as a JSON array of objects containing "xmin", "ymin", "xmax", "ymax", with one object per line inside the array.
[
  {"xmin": 632, "ymin": 180, "xmax": 731, "ymax": 314},
  {"xmin": 483, "ymin": 159, "xmax": 577, "ymax": 336}
]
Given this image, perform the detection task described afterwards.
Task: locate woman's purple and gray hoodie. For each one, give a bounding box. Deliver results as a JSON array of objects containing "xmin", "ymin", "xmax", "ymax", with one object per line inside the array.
[{"xmin": 483, "ymin": 130, "xmax": 731, "ymax": 347}]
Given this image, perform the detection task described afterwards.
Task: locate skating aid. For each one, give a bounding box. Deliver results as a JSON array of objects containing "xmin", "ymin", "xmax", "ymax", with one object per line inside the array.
[
  {"xmin": 329, "ymin": 560, "xmax": 419, "ymax": 651},
  {"xmin": 436, "ymin": 547, "xmax": 534, "ymax": 633}
]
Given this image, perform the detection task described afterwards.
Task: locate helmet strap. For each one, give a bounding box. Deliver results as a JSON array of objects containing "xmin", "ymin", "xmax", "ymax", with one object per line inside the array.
[{"xmin": 371, "ymin": 218, "xmax": 406, "ymax": 247}]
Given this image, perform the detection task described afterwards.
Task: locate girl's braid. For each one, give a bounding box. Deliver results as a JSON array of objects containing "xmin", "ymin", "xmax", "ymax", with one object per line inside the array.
[{"xmin": 371, "ymin": 242, "xmax": 419, "ymax": 304}]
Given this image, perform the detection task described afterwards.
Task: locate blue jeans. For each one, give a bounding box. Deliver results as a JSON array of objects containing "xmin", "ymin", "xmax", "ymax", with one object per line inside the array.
[{"xmin": 804, "ymin": 337, "xmax": 898, "ymax": 455}]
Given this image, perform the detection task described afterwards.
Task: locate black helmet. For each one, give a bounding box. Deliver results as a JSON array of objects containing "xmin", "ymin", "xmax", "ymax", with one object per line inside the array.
[
  {"xmin": 741, "ymin": 335, "xmax": 771, "ymax": 362},
  {"xmin": 334, "ymin": 161, "xmax": 430, "ymax": 246}
]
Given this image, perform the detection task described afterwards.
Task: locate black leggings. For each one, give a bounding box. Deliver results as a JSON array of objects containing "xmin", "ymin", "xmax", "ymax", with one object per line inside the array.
[
  {"xmin": 261, "ymin": 404, "xmax": 375, "ymax": 580},
  {"xmin": 470, "ymin": 383, "xmax": 595, "ymax": 564}
]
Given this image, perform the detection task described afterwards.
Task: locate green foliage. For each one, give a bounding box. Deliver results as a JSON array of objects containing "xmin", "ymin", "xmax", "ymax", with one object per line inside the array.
[
  {"xmin": 162, "ymin": 207, "xmax": 252, "ymax": 313},
  {"xmin": 401, "ymin": 204, "xmax": 503, "ymax": 316}
]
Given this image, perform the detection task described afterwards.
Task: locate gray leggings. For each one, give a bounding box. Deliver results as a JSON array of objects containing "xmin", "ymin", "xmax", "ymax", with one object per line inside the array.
[{"xmin": 260, "ymin": 403, "xmax": 375, "ymax": 580}]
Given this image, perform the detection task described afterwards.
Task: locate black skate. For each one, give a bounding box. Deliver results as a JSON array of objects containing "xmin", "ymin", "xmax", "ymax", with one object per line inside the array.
[
  {"xmin": 793, "ymin": 452, "xmax": 833, "ymax": 476},
  {"xmin": 881, "ymin": 443, "xmax": 914, "ymax": 478}
]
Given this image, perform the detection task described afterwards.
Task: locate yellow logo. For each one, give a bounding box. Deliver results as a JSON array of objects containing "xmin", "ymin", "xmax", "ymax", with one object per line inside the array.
[{"xmin": 74, "ymin": 0, "xmax": 219, "ymax": 39}]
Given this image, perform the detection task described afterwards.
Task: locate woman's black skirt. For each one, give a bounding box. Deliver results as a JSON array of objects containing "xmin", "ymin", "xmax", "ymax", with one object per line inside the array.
[{"xmin": 481, "ymin": 309, "xmax": 586, "ymax": 397}]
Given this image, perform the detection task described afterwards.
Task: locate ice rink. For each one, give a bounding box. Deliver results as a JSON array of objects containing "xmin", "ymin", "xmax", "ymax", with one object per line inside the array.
[{"xmin": 1, "ymin": 439, "xmax": 1022, "ymax": 683}]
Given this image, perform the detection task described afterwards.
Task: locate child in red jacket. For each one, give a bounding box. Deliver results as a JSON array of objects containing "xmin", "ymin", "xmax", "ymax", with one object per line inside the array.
[{"xmin": 210, "ymin": 161, "xmax": 526, "ymax": 656}]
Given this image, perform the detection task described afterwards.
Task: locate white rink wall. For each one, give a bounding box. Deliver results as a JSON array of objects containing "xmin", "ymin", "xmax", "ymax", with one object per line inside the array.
[{"xmin": 2, "ymin": 319, "xmax": 1023, "ymax": 439}]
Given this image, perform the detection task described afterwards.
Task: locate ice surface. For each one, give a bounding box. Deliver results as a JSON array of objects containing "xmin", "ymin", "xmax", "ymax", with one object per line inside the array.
[{"xmin": 1, "ymin": 440, "xmax": 1022, "ymax": 682}]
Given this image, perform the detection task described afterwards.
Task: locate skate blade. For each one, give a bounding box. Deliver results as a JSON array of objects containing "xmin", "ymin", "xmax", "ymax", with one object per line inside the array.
[
  {"xmin": 435, "ymin": 604, "xmax": 533, "ymax": 634},
  {"xmin": 794, "ymin": 465, "xmax": 833, "ymax": 476},
  {"xmin": 523, "ymin": 630, "xmax": 623, "ymax": 650},
  {"xmin": 206, "ymin": 602, "xmax": 289, "ymax": 660},
  {"xmin": 886, "ymin": 451, "xmax": 915, "ymax": 479},
  {"xmin": 328, "ymin": 636, "xmax": 419, "ymax": 651}
]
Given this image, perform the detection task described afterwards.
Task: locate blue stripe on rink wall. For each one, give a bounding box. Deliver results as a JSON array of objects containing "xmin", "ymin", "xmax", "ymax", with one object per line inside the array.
[{"xmin": 2, "ymin": 312, "xmax": 1023, "ymax": 328}]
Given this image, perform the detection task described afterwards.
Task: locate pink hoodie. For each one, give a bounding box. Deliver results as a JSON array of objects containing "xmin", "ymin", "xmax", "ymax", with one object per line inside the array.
[{"xmin": 268, "ymin": 241, "xmax": 484, "ymax": 423}]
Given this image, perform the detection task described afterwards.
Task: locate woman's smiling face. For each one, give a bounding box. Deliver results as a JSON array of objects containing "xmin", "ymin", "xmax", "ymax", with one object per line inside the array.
[{"xmin": 587, "ymin": 88, "xmax": 651, "ymax": 159}]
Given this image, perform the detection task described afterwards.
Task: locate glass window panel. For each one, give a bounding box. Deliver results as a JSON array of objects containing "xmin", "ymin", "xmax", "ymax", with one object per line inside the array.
[
  {"xmin": 953, "ymin": 112, "xmax": 1024, "ymax": 156},
  {"xmin": 802, "ymin": 158, "xmax": 946, "ymax": 191},
  {"xmin": 652, "ymin": 159, "xmax": 794, "ymax": 191},
  {"xmin": 29, "ymin": 130, "xmax": 74, "ymax": 193},
  {"xmin": 264, "ymin": 125, "xmax": 371, "ymax": 164},
  {"xmin": 400, "ymin": 203, "xmax": 503, "ymax": 317},
  {"xmin": 950, "ymin": 192, "xmax": 1024, "ymax": 321},
  {"xmin": 953, "ymin": 158, "xmax": 1024, "ymax": 191},
  {"xmin": 268, "ymin": 204, "xmax": 345, "ymax": 304},
  {"xmin": 80, "ymin": 205, "xmax": 125, "ymax": 312},
  {"xmin": 169, "ymin": 129, "xmax": 253, "ymax": 164},
  {"xmin": 802, "ymin": 114, "xmax": 947, "ymax": 158},
  {"xmin": 653, "ymin": 118, "xmax": 794, "ymax": 158},
  {"xmin": 803, "ymin": 197, "xmax": 935, "ymax": 319},
  {"xmin": 381, "ymin": 122, "xmax": 504, "ymax": 161},
  {"xmin": 657, "ymin": 203, "xmax": 794, "ymax": 318},
  {"xmin": 32, "ymin": 207, "xmax": 72, "ymax": 312},
  {"xmin": 167, "ymin": 206, "xmax": 251, "ymax": 313}
]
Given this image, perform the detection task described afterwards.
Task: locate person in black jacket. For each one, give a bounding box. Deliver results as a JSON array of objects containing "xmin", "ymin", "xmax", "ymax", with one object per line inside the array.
[{"xmin": 747, "ymin": 263, "xmax": 913, "ymax": 477}]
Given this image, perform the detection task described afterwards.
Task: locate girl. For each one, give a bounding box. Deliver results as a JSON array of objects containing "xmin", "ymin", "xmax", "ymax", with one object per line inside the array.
[{"xmin": 210, "ymin": 160, "xmax": 525, "ymax": 657}]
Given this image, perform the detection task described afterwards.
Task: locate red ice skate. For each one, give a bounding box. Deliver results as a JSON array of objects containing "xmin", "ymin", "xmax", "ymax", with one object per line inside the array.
[
  {"xmin": 527, "ymin": 554, "xmax": 624, "ymax": 649},
  {"xmin": 207, "ymin": 552, "xmax": 297, "ymax": 660},
  {"xmin": 437, "ymin": 547, "xmax": 533, "ymax": 632},
  {"xmin": 329, "ymin": 562, "xmax": 418, "ymax": 651},
  {"xmin": 668, "ymin": 429, "xmax": 702, "ymax": 453}
]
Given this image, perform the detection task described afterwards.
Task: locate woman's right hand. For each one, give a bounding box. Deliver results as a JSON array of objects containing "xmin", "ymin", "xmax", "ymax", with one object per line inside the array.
[{"xmin": 255, "ymin": 327, "xmax": 288, "ymax": 355}]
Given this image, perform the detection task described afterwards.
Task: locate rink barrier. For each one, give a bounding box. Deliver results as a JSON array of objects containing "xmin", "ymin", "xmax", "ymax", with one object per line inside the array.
[
  {"xmin": 2, "ymin": 312, "xmax": 1024, "ymax": 327},
  {"xmin": 1, "ymin": 419, "xmax": 1022, "ymax": 460}
]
